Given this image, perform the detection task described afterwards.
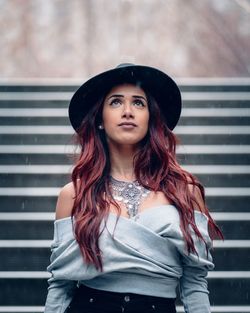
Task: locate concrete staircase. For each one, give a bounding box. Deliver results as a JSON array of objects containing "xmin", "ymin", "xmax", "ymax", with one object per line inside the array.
[{"xmin": 0, "ymin": 79, "xmax": 249, "ymax": 313}]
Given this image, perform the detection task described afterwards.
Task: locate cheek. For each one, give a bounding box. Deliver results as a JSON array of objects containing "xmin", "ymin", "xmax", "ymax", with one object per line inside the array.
[
  {"xmin": 102, "ymin": 108, "xmax": 113, "ymax": 125},
  {"xmin": 102, "ymin": 107, "xmax": 111, "ymax": 124},
  {"xmin": 141, "ymin": 113, "xmax": 150, "ymax": 130}
]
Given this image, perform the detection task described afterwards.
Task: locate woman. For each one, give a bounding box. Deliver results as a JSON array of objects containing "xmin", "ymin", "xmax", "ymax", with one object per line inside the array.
[{"xmin": 44, "ymin": 63, "xmax": 222, "ymax": 313}]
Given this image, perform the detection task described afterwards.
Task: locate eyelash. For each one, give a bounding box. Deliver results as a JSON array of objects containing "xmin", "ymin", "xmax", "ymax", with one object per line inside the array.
[
  {"xmin": 110, "ymin": 99, "xmax": 121, "ymax": 106},
  {"xmin": 134, "ymin": 100, "xmax": 145, "ymax": 107},
  {"xmin": 110, "ymin": 99, "xmax": 145, "ymax": 107}
]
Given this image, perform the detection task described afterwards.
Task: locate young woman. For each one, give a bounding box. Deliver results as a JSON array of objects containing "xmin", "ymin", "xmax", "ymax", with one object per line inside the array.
[{"xmin": 44, "ymin": 63, "xmax": 222, "ymax": 313}]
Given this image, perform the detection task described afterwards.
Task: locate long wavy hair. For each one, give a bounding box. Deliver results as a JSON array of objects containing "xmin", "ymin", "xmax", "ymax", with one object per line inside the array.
[{"xmin": 71, "ymin": 83, "xmax": 223, "ymax": 271}]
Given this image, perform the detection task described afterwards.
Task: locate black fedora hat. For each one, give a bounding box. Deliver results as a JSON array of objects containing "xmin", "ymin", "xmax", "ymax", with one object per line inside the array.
[{"xmin": 69, "ymin": 63, "xmax": 182, "ymax": 132}]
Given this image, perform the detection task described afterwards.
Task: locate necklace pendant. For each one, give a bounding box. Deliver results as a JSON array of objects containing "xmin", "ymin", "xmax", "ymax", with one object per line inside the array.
[
  {"xmin": 110, "ymin": 176, "xmax": 151, "ymax": 219},
  {"xmin": 127, "ymin": 203, "xmax": 136, "ymax": 218}
]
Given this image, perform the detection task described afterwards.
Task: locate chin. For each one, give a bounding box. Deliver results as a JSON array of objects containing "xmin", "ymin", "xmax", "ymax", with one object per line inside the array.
[
  {"xmin": 117, "ymin": 139, "xmax": 140, "ymax": 146},
  {"xmin": 106, "ymin": 132, "xmax": 148, "ymax": 146},
  {"xmin": 107, "ymin": 136, "xmax": 143, "ymax": 146}
]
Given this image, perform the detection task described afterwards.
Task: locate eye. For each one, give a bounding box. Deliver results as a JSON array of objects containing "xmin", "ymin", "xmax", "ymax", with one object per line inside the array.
[
  {"xmin": 110, "ymin": 98, "xmax": 122, "ymax": 107},
  {"xmin": 133, "ymin": 99, "xmax": 145, "ymax": 107}
]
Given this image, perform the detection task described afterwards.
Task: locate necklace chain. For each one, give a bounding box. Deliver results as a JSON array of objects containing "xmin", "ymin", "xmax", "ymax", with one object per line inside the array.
[{"xmin": 110, "ymin": 176, "xmax": 150, "ymax": 218}]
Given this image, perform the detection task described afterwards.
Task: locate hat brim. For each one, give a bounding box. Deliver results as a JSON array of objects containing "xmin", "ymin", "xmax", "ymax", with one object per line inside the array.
[{"xmin": 69, "ymin": 64, "xmax": 182, "ymax": 131}]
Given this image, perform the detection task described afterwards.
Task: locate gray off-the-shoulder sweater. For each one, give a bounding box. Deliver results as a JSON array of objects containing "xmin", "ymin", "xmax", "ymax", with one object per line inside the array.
[{"xmin": 44, "ymin": 204, "xmax": 214, "ymax": 313}]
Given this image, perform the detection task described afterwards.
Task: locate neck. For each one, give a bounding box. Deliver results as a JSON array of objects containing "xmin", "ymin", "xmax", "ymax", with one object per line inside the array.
[{"xmin": 108, "ymin": 142, "xmax": 138, "ymax": 182}]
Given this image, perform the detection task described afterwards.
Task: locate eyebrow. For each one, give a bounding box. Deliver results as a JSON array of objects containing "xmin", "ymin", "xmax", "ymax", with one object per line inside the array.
[{"xmin": 107, "ymin": 94, "xmax": 147, "ymax": 101}]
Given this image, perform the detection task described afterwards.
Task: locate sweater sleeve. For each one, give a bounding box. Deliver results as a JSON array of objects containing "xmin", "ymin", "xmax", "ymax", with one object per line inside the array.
[
  {"xmin": 44, "ymin": 217, "xmax": 77, "ymax": 313},
  {"xmin": 177, "ymin": 212, "xmax": 214, "ymax": 313}
]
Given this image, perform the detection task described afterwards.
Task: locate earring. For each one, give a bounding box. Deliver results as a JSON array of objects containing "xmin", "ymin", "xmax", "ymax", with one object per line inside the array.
[{"xmin": 98, "ymin": 125, "xmax": 104, "ymax": 130}]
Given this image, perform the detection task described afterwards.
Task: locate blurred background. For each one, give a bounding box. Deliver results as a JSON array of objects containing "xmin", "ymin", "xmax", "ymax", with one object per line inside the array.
[
  {"xmin": 1, "ymin": 0, "xmax": 250, "ymax": 78},
  {"xmin": 0, "ymin": 0, "xmax": 250, "ymax": 313}
]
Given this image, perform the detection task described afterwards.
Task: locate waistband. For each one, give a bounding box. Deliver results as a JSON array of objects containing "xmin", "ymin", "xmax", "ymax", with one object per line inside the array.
[{"xmin": 78, "ymin": 283, "xmax": 176, "ymax": 304}]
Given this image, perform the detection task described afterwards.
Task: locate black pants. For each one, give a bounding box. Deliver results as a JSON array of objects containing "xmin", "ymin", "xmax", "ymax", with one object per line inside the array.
[{"xmin": 66, "ymin": 284, "xmax": 176, "ymax": 313}]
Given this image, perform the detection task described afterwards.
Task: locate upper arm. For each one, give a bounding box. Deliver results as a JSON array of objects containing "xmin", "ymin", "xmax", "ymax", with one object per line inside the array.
[
  {"xmin": 188, "ymin": 183, "xmax": 206, "ymax": 213},
  {"xmin": 55, "ymin": 182, "xmax": 76, "ymax": 220}
]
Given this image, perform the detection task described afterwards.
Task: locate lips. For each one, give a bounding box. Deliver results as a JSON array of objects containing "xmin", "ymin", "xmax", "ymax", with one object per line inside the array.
[{"xmin": 118, "ymin": 122, "xmax": 137, "ymax": 127}]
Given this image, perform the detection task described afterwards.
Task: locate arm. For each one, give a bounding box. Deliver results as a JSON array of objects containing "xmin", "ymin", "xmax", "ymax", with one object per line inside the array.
[
  {"xmin": 44, "ymin": 245, "xmax": 77, "ymax": 313},
  {"xmin": 179, "ymin": 184, "xmax": 214, "ymax": 313},
  {"xmin": 44, "ymin": 183, "xmax": 77, "ymax": 313},
  {"xmin": 179, "ymin": 255, "xmax": 212, "ymax": 313}
]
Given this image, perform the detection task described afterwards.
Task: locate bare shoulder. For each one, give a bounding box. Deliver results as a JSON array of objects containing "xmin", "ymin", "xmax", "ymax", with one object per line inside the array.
[
  {"xmin": 55, "ymin": 182, "xmax": 76, "ymax": 220},
  {"xmin": 188, "ymin": 183, "xmax": 206, "ymax": 213}
]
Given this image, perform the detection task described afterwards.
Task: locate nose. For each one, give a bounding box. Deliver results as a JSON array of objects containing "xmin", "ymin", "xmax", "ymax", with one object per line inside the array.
[{"xmin": 122, "ymin": 103, "xmax": 134, "ymax": 118}]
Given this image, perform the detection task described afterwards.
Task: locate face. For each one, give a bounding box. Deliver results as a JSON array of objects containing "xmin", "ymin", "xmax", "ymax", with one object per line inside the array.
[{"xmin": 102, "ymin": 83, "xmax": 149, "ymax": 146}]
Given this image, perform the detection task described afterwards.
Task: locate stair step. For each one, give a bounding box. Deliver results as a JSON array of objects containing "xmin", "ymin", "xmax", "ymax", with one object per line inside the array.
[
  {"xmin": 178, "ymin": 154, "xmax": 250, "ymax": 165},
  {"xmin": 0, "ymin": 219, "xmax": 248, "ymax": 240},
  {"xmin": 1, "ymin": 116, "xmax": 249, "ymax": 126},
  {"xmin": 2, "ymin": 212, "xmax": 250, "ymax": 220},
  {"xmin": 0, "ymin": 276, "xmax": 249, "ymax": 305},
  {"xmin": 208, "ymin": 278, "xmax": 250, "ymax": 305},
  {"xmin": 0, "ymin": 117, "xmax": 70, "ymax": 126},
  {"xmin": 1, "ymin": 107, "xmax": 249, "ymax": 117},
  {"xmin": 0, "ymin": 92, "xmax": 72, "ymax": 101},
  {"xmin": 0, "ymin": 107, "xmax": 249, "ymax": 126},
  {"xmin": 0, "ymin": 247, "xmax": 247, "ymax": 272},
  {"xmin": 179, "ymin": 116, "xmax": 250, "ymax": 125},
  {"xmin": 178, "ymin": 134, "xmax": 250, "ymax": 145},
  {"xmin": 0, "ymin": 100, "xmax": 68, "ymax": 108},
  {"xmin": 0, "ymin": 153, "xmax": 249, "ymax": 165},
  {"xmin": 1, "ymin": 164, "xmax": 249, "ymax": 174},
  {"xmin": 0, "ymin": 154, "xmax": 71, "ymax": 165},
  {"xmin": 0, "ymin": 246, "xmax": 249, "ymax": 271},
  {"xmin": 0, "ymin": 187, "xmax": 249, "ymax": 197},
  {"xmin": 0, "ymin": 79, "xmax": 81, "ymax": 92},
  {"xmin": 2, "ymin": 99, "xmax": 250, "ymax": 108},
  {"xmin": 0, "ymin": 248, "xmax": 50, "ymax": 271},
  {"xmin": 1, "ymin": 125, "xmax": 250, "ymax": 135},
  {"xmin": 178, "ymin": 78, "xmax": 250, "ymax": 92},
  {"xmin": 0, "ymin": 173, "xmax": 70, "ymax": 187},
  {"xmin": 0, "ymin": 278, "xmax": 48, "ymax": 306},
  {"xmin": 1, "ymin": 172, "xmax": 249, "ymax": 187},
  {"xmin": 0, "ymin": 196, "xmax": 57, "ymax": 212},
  {"xmin": 1, "ymin": 195, "xmax": 249, "ymax": 213},
  {"xmin": 1, "ymin": 77, "xmax": 250, "ymax": 92},
  {"xmin": 0, "ymin": 306, "xmax": 250, "ymax": 313},
  {"xmin": 0, "ymin": 144, "xmax": 249, "ymax": 154},
  {"xmin": 1, "ymin": 132, "xmax": 249, "ymax": 145},
  {"xmin": 0, "ymin": 306, "xmax": 44, "ymax": 312},
  {"xmin": 1, "ymin": 270, "xmax": 250, "ymax": 279},
  {"xmin": 1, "ymin": 239, "xmax": 248, "ymax": 248},
  {"xmin": 183, "ymin": 100, "xmax": 250, "ymax": 108},
  {"xmin": 1, "ymin": 91, "xmax": 250, "ymax": 101}
]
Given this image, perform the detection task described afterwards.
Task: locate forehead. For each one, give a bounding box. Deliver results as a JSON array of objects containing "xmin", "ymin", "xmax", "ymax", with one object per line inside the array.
[{"xmin": 105, "ymin": 83, "xmax": 146, "ymax": 98}]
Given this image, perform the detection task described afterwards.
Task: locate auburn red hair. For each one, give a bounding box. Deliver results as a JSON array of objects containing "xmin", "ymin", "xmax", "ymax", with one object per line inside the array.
[{"xmin": 71, "ymin": 84, "xmax": 223, "ymax": 271}]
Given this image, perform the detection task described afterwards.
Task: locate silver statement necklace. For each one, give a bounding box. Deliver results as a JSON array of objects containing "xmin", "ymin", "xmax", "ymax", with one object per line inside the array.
[{"xmin": 110, "ymin": 176, "xmax": 151, "ymax": 218}]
